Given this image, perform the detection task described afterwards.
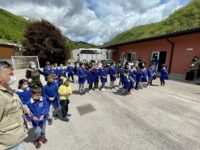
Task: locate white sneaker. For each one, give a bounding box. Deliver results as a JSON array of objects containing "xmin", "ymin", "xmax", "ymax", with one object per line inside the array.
[
  {"xmin": 89, "ymin": 90, "xmax": 92, "ymax": 94},
  {"xmin": 101, "ymin": 88, "xmax": 105, "ymax": 92},
  {"xmin": 91, "ymin": 90, "xmax": 94, "ymax": 93}
]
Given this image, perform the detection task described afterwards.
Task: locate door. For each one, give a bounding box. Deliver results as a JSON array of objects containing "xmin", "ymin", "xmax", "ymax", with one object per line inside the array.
[{"xmin": 158, "ymin": 51, "xmax": 167, "ymax": 72}]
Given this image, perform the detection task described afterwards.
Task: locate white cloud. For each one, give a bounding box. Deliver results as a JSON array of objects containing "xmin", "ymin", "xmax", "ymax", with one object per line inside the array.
[{"xmin": 0, "ymin": 0, "xmax": 189, "ymax": 45}]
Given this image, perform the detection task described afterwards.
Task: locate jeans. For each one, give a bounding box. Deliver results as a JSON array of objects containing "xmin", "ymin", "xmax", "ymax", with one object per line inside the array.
[
  {"xmin": 8, "ymin": 143, "xmax": 24, "ymax": 150},
  {"xmin": 34, "ymin": 124, "xmax": 46, "ymax": 141},
  {"xmin": 48, "ymin": 104, "xmax": 59, "ymax": 120}
]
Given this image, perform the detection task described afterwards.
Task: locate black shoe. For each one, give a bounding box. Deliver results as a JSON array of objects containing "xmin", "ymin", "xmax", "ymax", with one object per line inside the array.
[
  {"xmin": 67, "ymin": 114, "xmax": 72, "ymax": 117},
  {"xmin": 48, "ymin": 119, "xmax": 52, "ymax": 125},
  {"xmin": 54, "ymin": 114, "xmax": 58, "ymax": 120},
  {"xmin": 63, "ymin": 117, "xmax": 69, "ymax": 122}
]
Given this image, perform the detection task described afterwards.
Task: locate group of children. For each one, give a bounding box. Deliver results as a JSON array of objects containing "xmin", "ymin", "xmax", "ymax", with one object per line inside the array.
[
  {"xmin": 16, "ymin": 74, "xmax": 72, "ymax": 149},
  {"xmin": 42, "ymin": 60, "xmax": 169, "ymax": 96},
  {"xmin": 16, "ymin": 60, "xmax": 169, "ymax": 148}
]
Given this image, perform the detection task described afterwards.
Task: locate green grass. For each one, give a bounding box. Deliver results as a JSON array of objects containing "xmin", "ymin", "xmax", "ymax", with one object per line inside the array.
[{"xmin": 0, "ymin": 8, "xmax": 28, "ymax": 43}]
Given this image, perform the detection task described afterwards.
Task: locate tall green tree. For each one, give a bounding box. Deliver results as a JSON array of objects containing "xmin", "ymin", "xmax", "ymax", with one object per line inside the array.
[{"xmin": 22, "ymin": 20, "xmax": 70, "ymax": 66}]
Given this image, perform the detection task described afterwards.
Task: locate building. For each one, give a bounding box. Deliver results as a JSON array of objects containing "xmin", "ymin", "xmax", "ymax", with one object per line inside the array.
[
  {"xmin": 103, "ymin": 27, "xmax": 200, "ymax": 79},
  {"xmin": 72, "ymin": 48, "xmax": 111, "ymax": 62},
  {"xmin": 0, "ymin": 43, "xmax": 21, "ymax": 63}
]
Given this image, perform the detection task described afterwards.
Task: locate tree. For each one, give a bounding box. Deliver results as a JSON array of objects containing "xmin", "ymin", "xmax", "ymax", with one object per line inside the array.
[{"xmin": 22, "ymin": 20, "xmax": 70, "ymax": 66}]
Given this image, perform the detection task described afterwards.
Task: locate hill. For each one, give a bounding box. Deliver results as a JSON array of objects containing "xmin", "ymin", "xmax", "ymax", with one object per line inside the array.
[
  {"xmin": 0, "ymin": 8, "xmax": 97, "ymax": 50},
  {"xmin": 0, "ymin": 8, "xmax": 28, "ymax": 43},
  {"xmin": 104, "ymin": 0, "xmax": 200, "ymax": 46}
]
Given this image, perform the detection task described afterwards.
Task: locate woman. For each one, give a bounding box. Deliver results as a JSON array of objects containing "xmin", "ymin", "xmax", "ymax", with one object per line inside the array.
[{"xmin": 26, "ymin": 61, "xmax": 46, "ymax": 89}]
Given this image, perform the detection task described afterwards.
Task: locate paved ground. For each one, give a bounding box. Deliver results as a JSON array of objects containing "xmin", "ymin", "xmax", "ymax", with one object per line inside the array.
[{"xmin": 13, "ymin": 70, "xmax": 200, "ymax": 150}]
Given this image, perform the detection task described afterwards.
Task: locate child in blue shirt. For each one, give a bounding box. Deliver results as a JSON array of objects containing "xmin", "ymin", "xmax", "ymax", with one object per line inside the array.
[
  {"xmin": 119, "ymin": 66, "xmax": 125, "ymax": 88},
  {"xmin": 77, "ymin": 62, "xmax": 86, "ymax": 95},
  {"xmin": 73, "ymin": 62, "xmax": 79, "ymax": 84},
  {"xmin": 135, "ymin": 66, "xmax": 142, "ymax": 90},
  {"xmin": 160, "ymin": 64, "xmax": 169, "ymax": 86},
  {"xmin": 16, "ymin": 79, "xmax": 32, "ymax": 105},
  {"xmin": 43, "ymin": 74, "xmax": 59, "ymax": 125},
  {"xmin": 66, "ymin": 63, "xmax": 74, "ymax": 82},
  {"xmin": 129, "ymin": 65, "xmax": 137, "ymax": 91},
  {"xmin": 87, "ymin": 64, "xmax": 94, "ymax": 94},
  {"xmin": 94, "ymin": 64, "xmax": 100, "ymax": 91},
  {"xmin": 27, "ymin": 87, "xmax": 49, "ymax": 149},
  {"xmin": 148, "ymin": 64, "xmax": 155, "ymax": 86},
  {"xmin": 122, "ymin": 69, "xmax": 131, "ymax": 95},
  {"xmin": 141, "ymin": 67, "xmax": 148, "ymax": 88},
  {"xmin": 110, "ymin": 62, "xmax": 117, "ymax": 90},
  {"xmin": 100, "ymin": 64, "xmax": 108, "ymax": 91}
]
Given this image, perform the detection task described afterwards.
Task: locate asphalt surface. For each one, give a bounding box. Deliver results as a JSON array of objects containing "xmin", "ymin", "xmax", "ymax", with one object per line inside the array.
[{"xmin": 13, "ymin": 70, "xmax": 200, "ymax": 150}]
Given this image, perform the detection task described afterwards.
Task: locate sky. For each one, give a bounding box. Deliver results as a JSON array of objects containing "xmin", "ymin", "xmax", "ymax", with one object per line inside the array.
[{"xmin": 0, "ymin": 0, "xmax": 191, "ymax": 45}]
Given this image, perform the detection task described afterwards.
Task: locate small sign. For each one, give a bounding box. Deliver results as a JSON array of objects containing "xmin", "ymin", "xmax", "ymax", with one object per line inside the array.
[{"xmin": 186, "ymin": 48, "xmax": 193, "ymax": 51}]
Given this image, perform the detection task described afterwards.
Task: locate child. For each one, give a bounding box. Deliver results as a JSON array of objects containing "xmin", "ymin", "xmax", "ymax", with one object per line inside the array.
[
  {"xmin": 135, "ymin": 66, "xmax": 142, "ymax": 90},
  {"xmin": 58, "ymin": 64, "xmax": 66, "ymax": 77},
  {"xmin": 87, "ymin": 64, "xmax": 94, "ymax": 94},
  {"xmin": 77, "ymin": 62, "xmax": 86, "ymax": 95},
  {"xmin": 94, "ymin": 64, "xmax": 100, "ymax": 91},
  {"xmin": 100, "ymin": 64, "xmax": 108, "ymax": 91},
  {"xmin": 43, "ymin": 62, "xmax": 52, "ymax": 81},
  {"xmin": 73, "ymin": 62, "xmax": 79, "ymax": 84},
  {"xmin": 110, "ymin": 62, "xmax": 117, "ymax": 90},
  {"xmin": 58, "ymin": 78, "xmax": 72, "ymax": 122},
  {"xmin": 16, "ymin": 79, "xmax": 33, "ymax": 129},
  {"xmin": 66, "ymin": 63, "xmax": 74, "ymax": 82},
  {"xmin": 141, "ymin": 67, "xmax": 148, "ymax": 88},
  {"xmin": 27, "ymin": 87, "xmax": 49, "ymax": 149},
  {"xmin": 16, "ymin": 79, "xmax": 32, "ymax": 105},
  {"xmin": 43, "ymin": 75, "xmax": 59, "ymax": 125},
  {"xmin": 160, "ymin": 64, "xmax": 169, "ymax": 86},
  {"xmin": 119, "ymin": 65, "xmax": 125, "ymax": 88},
  {"xmin": 148, "ymin": 64, "xmax": 155, "ymax": 86},
  {"xmin": 122, "ymin": 69, "xmax": 131, "ymax": 95},
  {"xmin": 129, "ymin": 65, "xmax": 137, "ymax": 91}
]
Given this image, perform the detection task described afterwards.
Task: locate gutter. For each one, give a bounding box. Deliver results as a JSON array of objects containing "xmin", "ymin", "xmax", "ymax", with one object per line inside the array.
[{"xmin": 166, "ymin": 38, "xmax": 174, "ymax": 74}]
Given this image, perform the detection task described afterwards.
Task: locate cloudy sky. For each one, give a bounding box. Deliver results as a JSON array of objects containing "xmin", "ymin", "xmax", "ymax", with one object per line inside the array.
[{"xmin": 0, "ymin": 0, "xmax": 191, "ymax": 45}]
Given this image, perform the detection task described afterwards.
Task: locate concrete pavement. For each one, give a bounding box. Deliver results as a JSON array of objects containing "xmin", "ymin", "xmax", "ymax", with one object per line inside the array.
[{"xmin": 13, "ymin": 70, "xmax": 200, "ymax": 150}]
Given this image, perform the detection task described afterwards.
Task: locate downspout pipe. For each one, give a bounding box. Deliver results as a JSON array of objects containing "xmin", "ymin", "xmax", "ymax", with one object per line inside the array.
[{"xmin": 166, "ymin": 38, "xmax": 174, "ymax": 74}]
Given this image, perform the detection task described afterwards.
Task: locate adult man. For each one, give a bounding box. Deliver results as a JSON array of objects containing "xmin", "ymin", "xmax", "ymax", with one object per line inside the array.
[{"xmin": 0, "ymin": 61, "xmax": 31, "ymax": 150}]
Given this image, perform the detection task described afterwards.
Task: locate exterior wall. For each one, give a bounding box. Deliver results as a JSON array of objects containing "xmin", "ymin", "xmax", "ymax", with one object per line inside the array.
[
  {"xmin": 112, "ymin": 32, "xmax": 200, "ymax": 75},
  {"xmin": 113, "ymin": 39, "xmax": 172, "ymax": 70},
  {"xmin": 170, "ymin": 33, "xmax": 200, "ymax": 74},
  {"xmin": 0, "ymin": 46, "xmax": 14, "ymax": 59}
]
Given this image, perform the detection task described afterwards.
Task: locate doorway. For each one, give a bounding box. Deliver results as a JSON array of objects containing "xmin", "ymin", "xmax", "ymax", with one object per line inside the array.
[{"xmin": 151, "ymin": 51, "xmax": 167, "ymax": 72}]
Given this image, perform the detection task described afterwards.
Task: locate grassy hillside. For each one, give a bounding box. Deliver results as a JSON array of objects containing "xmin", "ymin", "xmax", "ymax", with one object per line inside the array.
[
  {"xmin": 0, "ymin": 8, "xmax": 96, "ymax": 50},
  {"xmin": 66, "ymin": 37, "xmax": 98, "ymax": 51},
  {"xmin": 105, "ymin": 0, "xmax": 200, "ymax": 46},
  {"xmin": 0, "ymin": 8, "xmax": 28, "ymax": 43}
]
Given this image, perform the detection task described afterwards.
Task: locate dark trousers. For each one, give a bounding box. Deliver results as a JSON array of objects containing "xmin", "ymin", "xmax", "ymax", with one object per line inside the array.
[
  {"xmin": 60, "ymin": 100, "xmax": 69, "ymax": 118},
  {"xmin": 68, "ymin": 73, "xmax": 74, "ymax": 82},
  {"xmin": 94, "ymin": 82, "xmax": 98, "ymax": 88},
  {"xmin": 160, "ymin": 80, "xmax": 165, "ymax": 86},
  {"xmin": 89, "ymin": 84, "xmax": 93, "ymax": 90}
]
